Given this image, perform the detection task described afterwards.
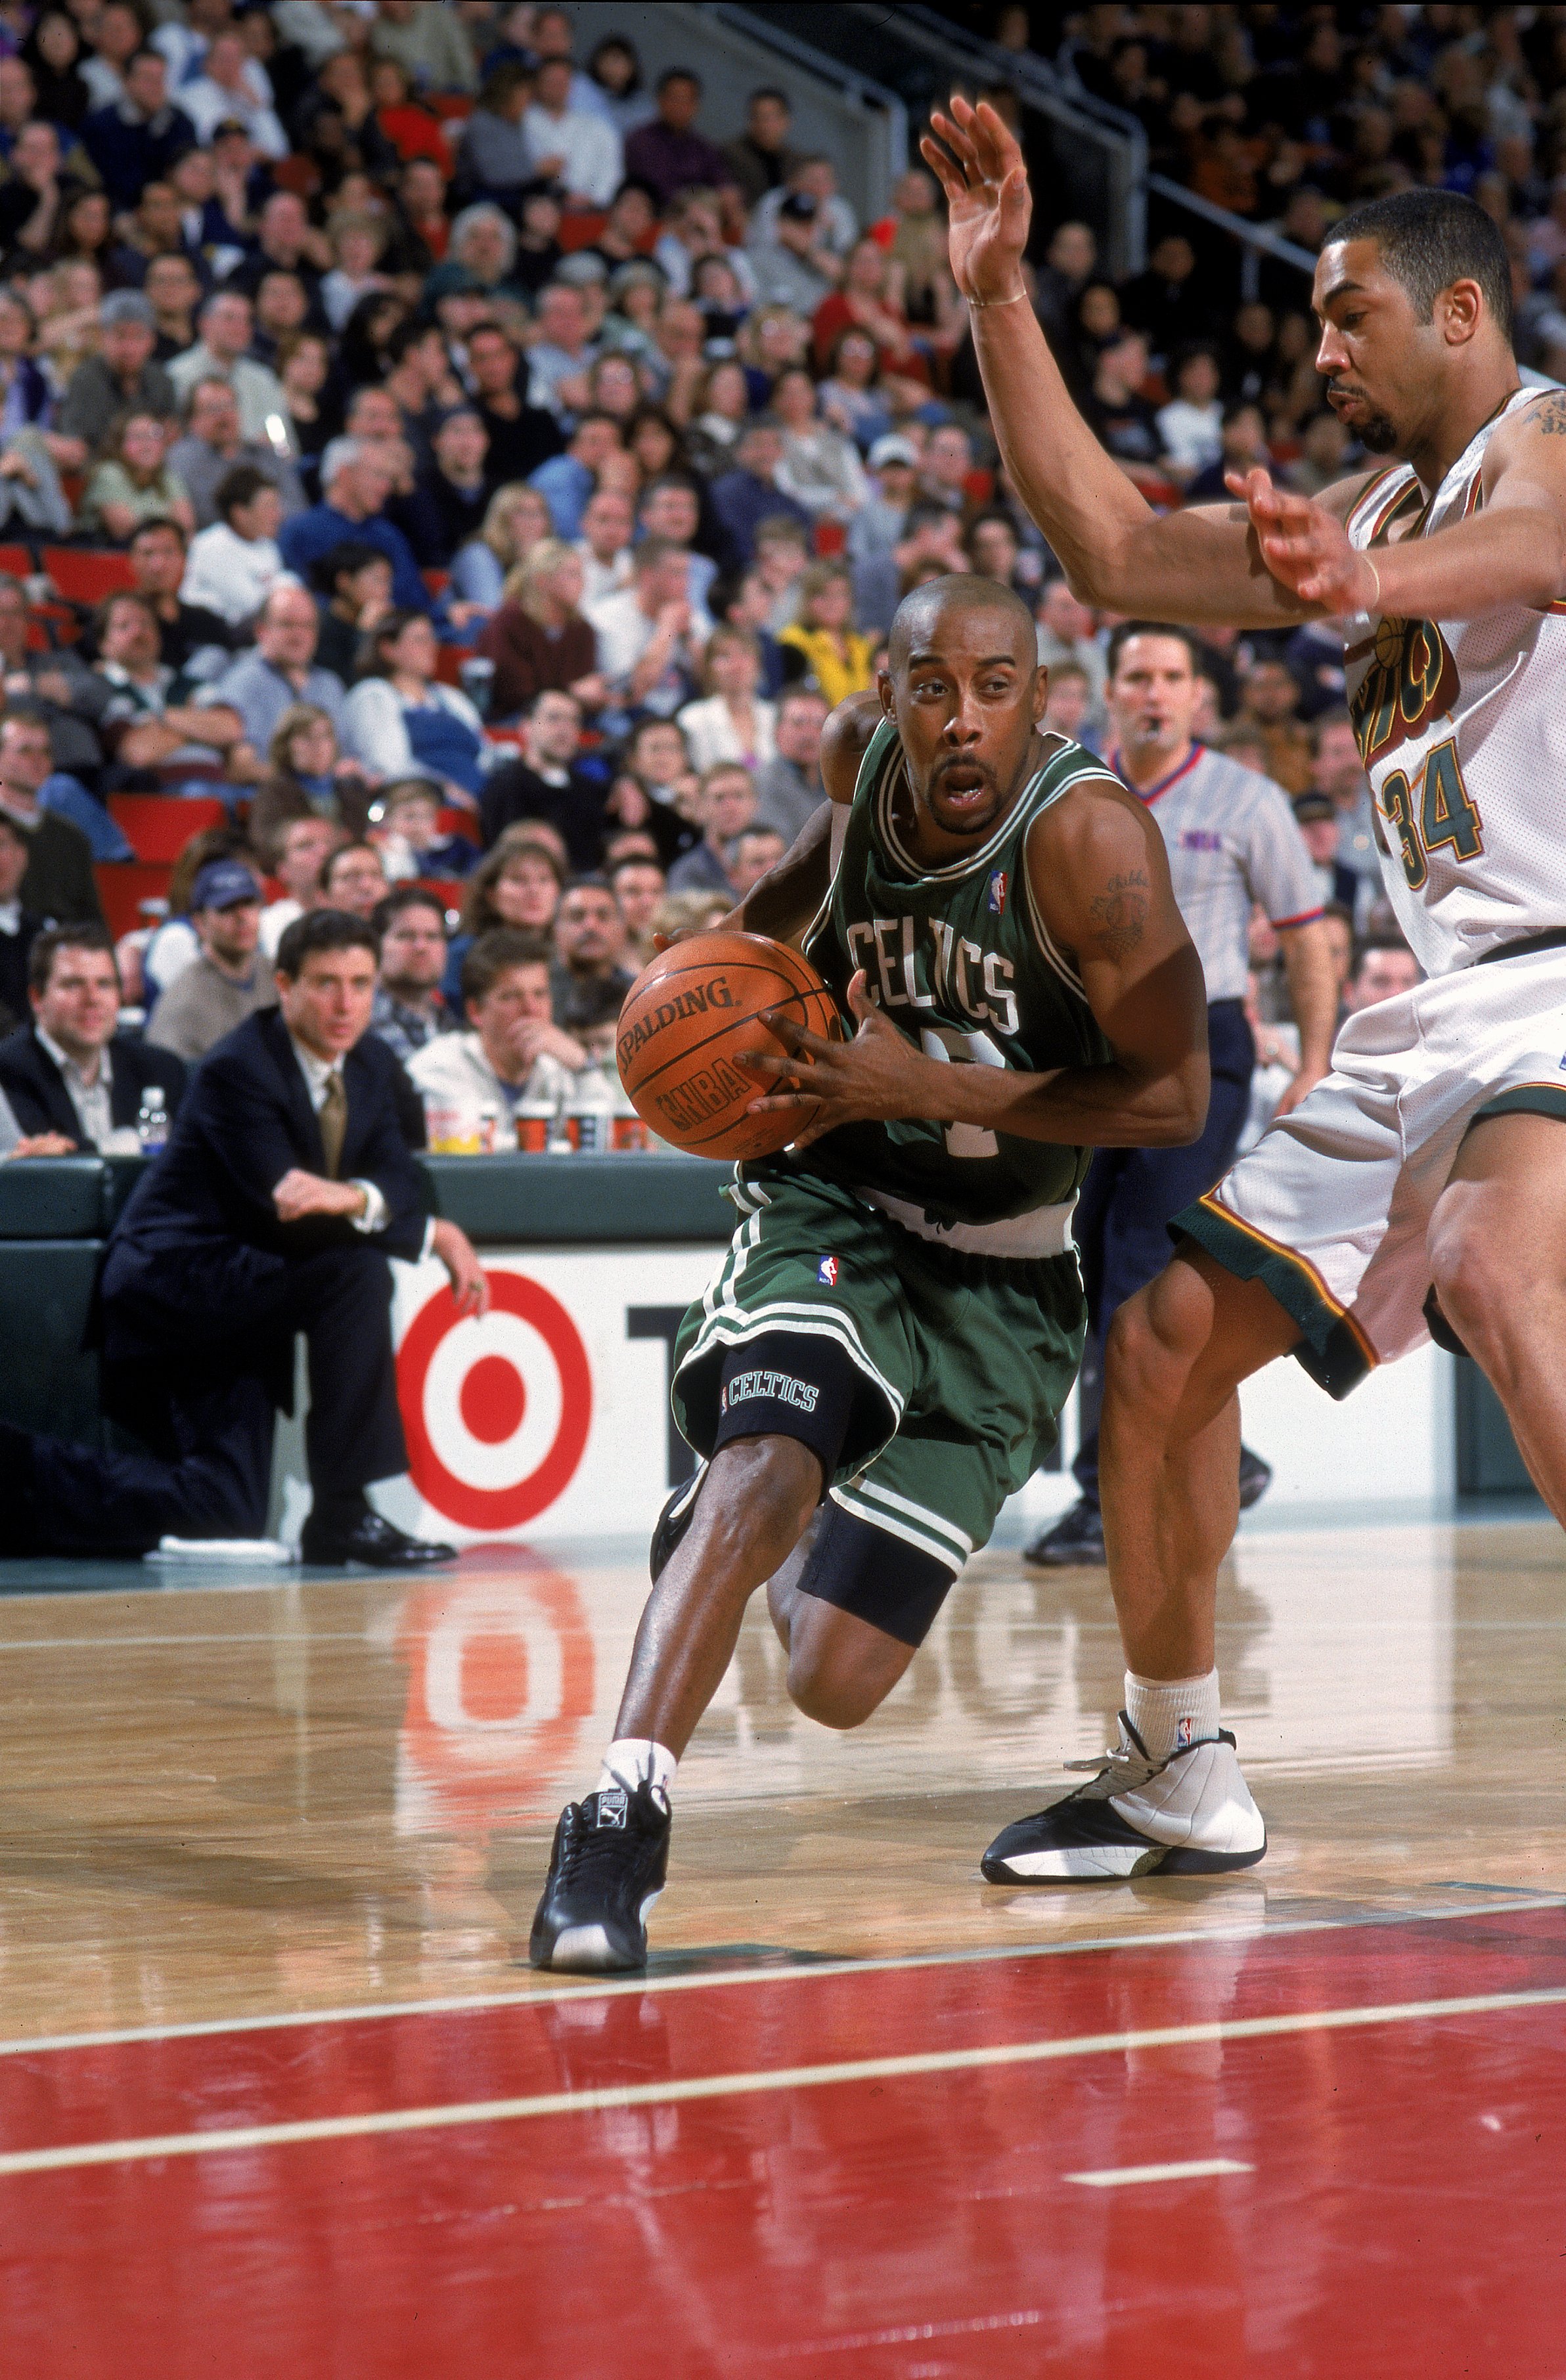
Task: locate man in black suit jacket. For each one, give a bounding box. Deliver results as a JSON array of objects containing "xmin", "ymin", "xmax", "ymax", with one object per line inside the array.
[
  {"xmin": 0, "ymin": 912, "xmax": 489, "ymax": 1568},
  {"xmin": 0, "ymin": 810, "xmax": 39, "ymax": 1033},
  {"xmin": 0, "ymin": 924, "xmax": 187, "ymax": 1148}
]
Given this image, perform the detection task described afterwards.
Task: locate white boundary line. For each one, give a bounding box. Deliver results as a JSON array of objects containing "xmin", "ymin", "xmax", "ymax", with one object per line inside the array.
[
  {"xmin": 1065, "ymin": 2157, "xmax": 1253, "ymax": 2187},
  {"xmin": 1, "ymin": 1891, "xmax": 1559, "ymax": 2061},
  {"xmin": 3, "ymin": 1985, "xmax": 1563, "ymax": 2179}
]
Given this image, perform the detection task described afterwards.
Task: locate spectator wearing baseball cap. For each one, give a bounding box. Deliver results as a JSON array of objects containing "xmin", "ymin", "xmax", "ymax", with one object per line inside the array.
[
  {"xmin": 747, "ymin": 187, "xmax": 840, "ymax": 314},
  {"xmin": 145, "ymin": 857, "xmax": 275, "ymax": 1063},
  {"xmin": 1293, "ymin": 791, "xmax": 1362, "ymax": 918},
  {"xmin": 847, "ymin": 436, "xmax": 922, "ymax": 635}
]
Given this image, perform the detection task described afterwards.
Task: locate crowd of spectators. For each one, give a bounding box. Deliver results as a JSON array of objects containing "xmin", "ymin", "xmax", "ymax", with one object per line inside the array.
[{"xmin": 0, "ymin": 0, "xmax": 1463, "ymax": 1166}]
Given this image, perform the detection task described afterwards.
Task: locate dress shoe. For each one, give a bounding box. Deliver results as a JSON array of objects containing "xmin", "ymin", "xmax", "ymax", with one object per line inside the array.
[
  {"xmin": 299, "ymin": 1510, "xmax": 457, "ymax": 1570},
  {"xmin": 1238, "ymin": 1444, "xmax": 1273, "ymax": 1510},
  {"xmin": 1024, "ymin": 1494, "xmax": 1106, "ymax": 1567}
]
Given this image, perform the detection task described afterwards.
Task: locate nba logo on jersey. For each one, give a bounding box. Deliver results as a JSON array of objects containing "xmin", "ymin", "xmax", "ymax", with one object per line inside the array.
[
  {"xmin": 817, "ymin": 1256, "xmax": 839, "ymax": 1286},
  {"xmin": 1176, "ymin": 1716, "xmax": 1195, "ymax": 1748},
  {"xmin": 988, "ymin": 870, "xmax": 1008, "ymax": 915}
]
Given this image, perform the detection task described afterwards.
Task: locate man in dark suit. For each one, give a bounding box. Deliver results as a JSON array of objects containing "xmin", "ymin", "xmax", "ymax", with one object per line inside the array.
[
  {"xmin": 0, "ymin": 912, "xmax": 489, "ymax": 1568},
  {"xmin": 0, "ymin": 810, "xmax": 39, "ymax": 1033},
  {"xmin": 0, "ymin": 925, "xmax": 185, "ymax": 1148}
]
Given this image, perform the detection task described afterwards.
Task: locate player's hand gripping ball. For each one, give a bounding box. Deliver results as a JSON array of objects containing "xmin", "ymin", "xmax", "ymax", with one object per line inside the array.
[{"xmin": 616, "ymin": 931, "xmax": 842, "ymax": 1159}]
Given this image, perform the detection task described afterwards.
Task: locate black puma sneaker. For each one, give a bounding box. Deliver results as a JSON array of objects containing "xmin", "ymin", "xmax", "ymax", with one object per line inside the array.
[
  {"xmin": 529, "ymin": 1780, "xmax": 673, "ymax": 1972},
  {"xmin": 649, "ymin": 1467, "xmax": 704, "ymax": 1583}
]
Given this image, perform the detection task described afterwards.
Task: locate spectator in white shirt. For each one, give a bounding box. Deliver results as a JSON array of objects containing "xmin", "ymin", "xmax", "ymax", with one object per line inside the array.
[
  {"xmin": 527, "ymin": 281, "xmax": 600, "ymax": 420},
  {"xmin": 179, "ymin": 466, "xmax": 286, "ymax": 628},
  {"xmin": 572, "ymin": 485, "xmax": 636, "ymax": 607},
  {"xmin": 522, "ymin": 55, "xmax": 623, "ymax": 208},
  {"xmin": 1154, "ymin": 346, "xmax": 1225, "ymax": 487},
  {"xmin": 408, "ymin": 931, "xmax": 587, "ymax": 1135},
  {"xmin": 585, "ymin": 537, "xmax": 705, "ymax": 719},
  {"xmin": 677, "ymin": 627, "xmax": 778, "ymax": 774},
  {"xmin": 175, "ymin": 27, "xmax": 288, "ymax": 158},
  {"xmin": 259, "ymin": 813, "xmax": 345, "ymax": 958}
]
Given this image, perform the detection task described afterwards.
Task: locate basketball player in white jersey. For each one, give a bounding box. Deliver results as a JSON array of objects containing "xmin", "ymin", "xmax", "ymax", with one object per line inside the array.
[{"xmin": 923, "ymin": 99, "xmax": 1566, "ymax": 1879}]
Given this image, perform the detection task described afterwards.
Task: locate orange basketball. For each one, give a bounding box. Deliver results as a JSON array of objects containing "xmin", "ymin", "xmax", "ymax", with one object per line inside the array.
[{"xmin": 615, "ymin": 930, "xmax": 842, "ymax": 1160}]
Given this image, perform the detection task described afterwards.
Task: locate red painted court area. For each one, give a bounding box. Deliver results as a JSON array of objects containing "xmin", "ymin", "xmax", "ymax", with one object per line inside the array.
[{"xmin": 5, "ymin": 1903, "xmax": 1566, "ymax": 2377}]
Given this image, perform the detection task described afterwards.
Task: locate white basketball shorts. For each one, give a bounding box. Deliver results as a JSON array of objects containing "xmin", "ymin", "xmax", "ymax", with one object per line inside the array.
[{"xmin": 1174, "ymin": 940, "xmax": 1566, "ymax": 1397}]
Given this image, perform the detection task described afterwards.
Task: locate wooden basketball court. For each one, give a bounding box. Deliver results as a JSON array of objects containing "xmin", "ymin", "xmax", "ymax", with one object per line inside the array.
[{"xmin": 1, "ymin": 1513, "xmax": 1563, "ymax": 2373}]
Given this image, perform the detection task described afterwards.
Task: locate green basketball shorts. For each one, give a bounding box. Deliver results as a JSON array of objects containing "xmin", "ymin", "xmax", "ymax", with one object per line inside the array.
[{"xmin": 670, "ymin": 1166, "xmax": 1086, "ymax": 1641}]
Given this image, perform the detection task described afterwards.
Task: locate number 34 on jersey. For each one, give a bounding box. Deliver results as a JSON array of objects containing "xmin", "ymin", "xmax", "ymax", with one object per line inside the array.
[{"xmin": 1377, "ymin": 734, "xmax": 1485, "ymax": 892}]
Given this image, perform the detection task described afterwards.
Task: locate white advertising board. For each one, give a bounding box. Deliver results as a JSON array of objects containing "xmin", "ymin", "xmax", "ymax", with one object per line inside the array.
[
  {"xmin": 272, "ymin": 1247, "xmax": 1459, "ymax": 1549},
  {"xmin": 373, "ymin": 1245, "xmax": 721, "ymax": 1545}
]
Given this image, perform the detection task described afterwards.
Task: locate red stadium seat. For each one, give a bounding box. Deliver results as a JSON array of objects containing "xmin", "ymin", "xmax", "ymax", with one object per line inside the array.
[
  {"xmin": 813, "ymin": 519, "xmax": 847, "ymax": 557},
  {"xmin": 437, "ymin": 805, "xmax": 481, "ymax": 845},
  {"xmin": 25, "ymin": 601, "xmax": 79, "ymax": 650},
  {"xmin": 41, "ymin": 548, "xmax": 136, "ymax": 604},
  {"xmin": 95, "ymin": 860, "xmax": 171, "ymax": 939},
  {"xmin": 422, "ymin": 568, "xmax": 450, "ymax": 596},
  {"xmin": 426, "ymin": 93, "xmax": 473, "ymax": 120},
  {"xmin": 559, "ymin": 209, "xmax": 608, "ymax": 252},
  {"xmin": 108, "ymin": 794, "xmax": 227, "ymax": 861},
  {"xmin": 434, "ymin": 642, "xmax": 464, "ymax": 686},
  {"xmin": 0, "ymin": 543, "xmax": 33, "ymax": 577},
  {"xmin": 416, "ymin": 877, "xmax": 466, "ymax": 912}
]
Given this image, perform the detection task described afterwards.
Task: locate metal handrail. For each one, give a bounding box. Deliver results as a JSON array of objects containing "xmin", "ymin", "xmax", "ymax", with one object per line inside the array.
[
  {"xmin": 872, "ymin": 2, "xmax": 1148, "ymax": 276},
  {"xmin": 1146, "ymin": 174, "xmax": 1318, "ymax": 301},
  {"xmin": 703, "ymin": 2, "xmax": 910, "ymax": 180}
]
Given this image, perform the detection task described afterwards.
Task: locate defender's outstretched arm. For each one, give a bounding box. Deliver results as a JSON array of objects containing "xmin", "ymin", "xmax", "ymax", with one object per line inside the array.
[{"xmin": 920, "ymin": 99, "xmax": 1324, "ymax": 625}]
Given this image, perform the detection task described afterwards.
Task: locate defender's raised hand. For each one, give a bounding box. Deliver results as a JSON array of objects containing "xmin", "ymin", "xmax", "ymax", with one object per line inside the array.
[
  {"xmin": 742, "ymin": 972, "xmax": 929, "ymax": 1153},
  {"xmin": 1226, "ymin": 466, "xmax": 1378, "ymax": 616},
  {"xmin": 921, "ymin": 97, "xmax": 1032, "ymax": 305}
]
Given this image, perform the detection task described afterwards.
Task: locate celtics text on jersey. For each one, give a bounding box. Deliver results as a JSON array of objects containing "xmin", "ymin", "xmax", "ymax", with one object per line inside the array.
[{"xmin": 785, "ymin": 715, "xmax": 1115, "ymax": 1227}]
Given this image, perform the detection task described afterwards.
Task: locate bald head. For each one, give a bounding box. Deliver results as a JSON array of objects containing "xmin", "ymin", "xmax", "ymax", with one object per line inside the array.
[
  {"xmin": 881, "ymin": 573, "xmax": 1046, "ymax": 844},
  {"xmin": 887, "ymin": 573, "xmax": 1037, "ymax": 676}
]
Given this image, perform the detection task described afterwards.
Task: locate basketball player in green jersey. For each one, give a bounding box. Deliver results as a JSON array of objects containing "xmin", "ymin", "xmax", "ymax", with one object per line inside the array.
[{"xmin": 531, "ymin": 575, "xmax": 1209, "ymax": 1972}]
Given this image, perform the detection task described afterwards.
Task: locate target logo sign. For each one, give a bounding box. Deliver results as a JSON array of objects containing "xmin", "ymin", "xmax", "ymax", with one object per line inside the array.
[{"xmin": 397, "ymin": 1271, "xmax": 593, "ymax": 1530}]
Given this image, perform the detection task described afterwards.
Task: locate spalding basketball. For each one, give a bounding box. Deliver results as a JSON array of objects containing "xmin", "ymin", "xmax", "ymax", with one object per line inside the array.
[{"xmin": 616, "ymin": 931, "xmax": 841, "ymax": 1160}]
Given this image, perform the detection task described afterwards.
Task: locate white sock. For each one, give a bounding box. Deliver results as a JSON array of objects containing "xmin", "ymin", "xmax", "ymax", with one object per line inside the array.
[
  {"xmin": 1125, "ymin": 1669, "xmax": 1220, "ymax": 1762},
  {"xmin": 596, "ymin": 1737, "xmax": 678, "ymax": 1801}
]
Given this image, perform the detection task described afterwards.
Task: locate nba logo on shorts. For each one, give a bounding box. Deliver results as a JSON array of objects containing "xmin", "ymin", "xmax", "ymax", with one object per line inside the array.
[
  {"xmin": 1176, "ymin": 1716, "xmax": 1195, "ymax": 1748},
  {"xmin": 988, "ymin": 870, "xmax": 1008, "ymax": 915},
  {"xmin": 818, "ymin": 1256, "xmax": 839, "ymax": 1286}
]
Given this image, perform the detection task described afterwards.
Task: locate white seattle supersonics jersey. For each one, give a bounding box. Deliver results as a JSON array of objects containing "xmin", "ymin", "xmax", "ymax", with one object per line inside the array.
[{"xmin": 1343, "ymin": 384, "xmax": 1566, "ymax": 975}]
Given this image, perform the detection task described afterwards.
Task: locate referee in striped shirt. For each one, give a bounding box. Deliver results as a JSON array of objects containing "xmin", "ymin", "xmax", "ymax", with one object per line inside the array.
[{"xmin": 1031, "ymin": 621, "xmax": 1339, "ymax": 1565}]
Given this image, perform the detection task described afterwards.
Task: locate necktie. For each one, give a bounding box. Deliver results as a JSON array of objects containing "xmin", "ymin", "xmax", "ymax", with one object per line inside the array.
[{"xmin": 318, "ymin": 1069, "xmax": 347, "ymax": 1179}]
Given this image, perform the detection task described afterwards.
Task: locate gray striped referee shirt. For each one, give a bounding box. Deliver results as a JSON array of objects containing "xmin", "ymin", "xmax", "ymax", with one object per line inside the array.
[{"xmin": 1111, "ymin": 741, "xmax": 1323, "ymax": 1003}]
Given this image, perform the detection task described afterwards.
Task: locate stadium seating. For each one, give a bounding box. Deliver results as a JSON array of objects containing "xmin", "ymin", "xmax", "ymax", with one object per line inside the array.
[
  {"xmin": 108, "ymin": 795, "xmax": 227, "ymax": 861},
  {"xmin": 41, "ymin": 549, "xmax": 137, "ymax": 606},
  {"xmin": 95, "ymin": 860, "xmax": 171, "ymax": 940}
]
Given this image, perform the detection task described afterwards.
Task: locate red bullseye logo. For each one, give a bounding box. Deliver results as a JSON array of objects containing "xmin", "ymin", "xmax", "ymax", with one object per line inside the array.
[{"xmin": 397, "ymin": 1271, "xmax": 593, "ymax": 1530}]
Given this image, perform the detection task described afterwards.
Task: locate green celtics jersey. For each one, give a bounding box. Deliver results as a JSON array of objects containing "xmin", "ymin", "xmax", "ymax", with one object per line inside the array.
[{"xmin": 792, "ymin": 715, "xmax": 1113, "ymax": 1225}]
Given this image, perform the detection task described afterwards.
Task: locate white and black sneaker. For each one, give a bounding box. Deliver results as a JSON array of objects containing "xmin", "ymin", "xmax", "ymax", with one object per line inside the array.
[
  {"xmin": 529, "ymin": 1781, "xmax": 672, "ymax": 1971},
  {"xmin": 981, "ymin": 1713, "xmax": 1266, "ymax": 1883}
]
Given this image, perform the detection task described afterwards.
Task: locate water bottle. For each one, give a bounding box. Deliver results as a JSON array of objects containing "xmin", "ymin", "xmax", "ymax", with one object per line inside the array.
[
  {"xmin": 459, "ymin": 654, "xmax": 495, "ymax": 720},
  {"xmin": 565, "ymin": 1067, "xmax": 615, "ymax": 1155},
  {"xmin": 135, "ymin": 1084, "xmax": 168, "ymax": 1153},
  {"xmin": 476, "ymin": 1103, "xmax": 501, "ymax": 1155}
]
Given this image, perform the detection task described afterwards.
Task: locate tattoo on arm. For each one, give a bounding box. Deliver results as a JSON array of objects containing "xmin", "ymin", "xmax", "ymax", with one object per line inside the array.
[
  {"xmin": 1088, "ymin": 869, "xmax": 1150, "ymax": 958},
  {"xmin": 1534, "ymin": 393, "xmax": 1566, "ymax": 437}
]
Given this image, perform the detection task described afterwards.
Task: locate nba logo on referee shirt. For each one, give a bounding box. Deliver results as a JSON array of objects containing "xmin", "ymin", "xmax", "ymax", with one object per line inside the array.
[
  {"xmin": 1176, "ymin": 1717, "xmax": 1195, "ymax": 1748},
  {"xmin": 988, "ymin": 870, "xmax": 1008, "ymax": 915},
  {"xmin": 818, "ymin": 1256, "xmax": 839, "ymax": 1286}
]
